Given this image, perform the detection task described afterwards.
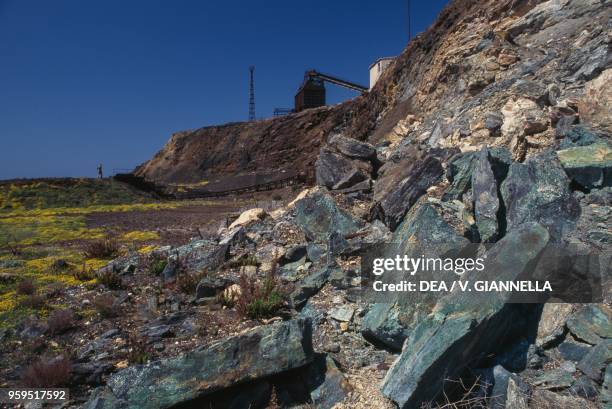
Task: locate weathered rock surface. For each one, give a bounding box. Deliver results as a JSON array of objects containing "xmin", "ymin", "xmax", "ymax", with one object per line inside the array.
[
  {"xmin": 501, "ymin": 152, "xmax": 578, "ymax": 240},
  {"xmin": 373, "ymin": 148, "xmax": 449, "ymax": 230},
  {"xmin": 315, "ymin": 148, "xmax": 372, "ymax": 190},
  {"xmin": 381, "ymin": 222, "xmax": 550, "ymax": 408},
  {"xmin": 361, "ymin": 202, "xmax": 471, "ymax": 350},
  {"xmin": 293, "ymin": 190, "xmax": 364, "ymax": 242},
  {"xmin": 472, "ymin": 148, "xmax": 500, "ymax": 242},
  {"xmin": 85, "ymin": 319, "xmax": 313, "ymax": 409},
  {"xmin": 557, "ymin": 142, "xmax": 612, "ymax": 190},
  {"xmin": 566, "ymin": 304, "xmax": 612, "ymax": 345},
  {"xmin": 329, "ymin": 134, "xmax": 377, "ymax": 161},
  {"xmin": 229, "ymin": 208, "xmax": 267, "ymax": 229}
]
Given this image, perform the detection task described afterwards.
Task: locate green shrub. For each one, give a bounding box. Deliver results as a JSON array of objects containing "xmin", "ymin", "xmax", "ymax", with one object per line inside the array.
[
  {"xmin": 149, "ymin": 259, "xmax": 167, "ymax": 276},
  {"xmin": 236, "ymin": 259, "xmax": 285, "ymax": 320}
]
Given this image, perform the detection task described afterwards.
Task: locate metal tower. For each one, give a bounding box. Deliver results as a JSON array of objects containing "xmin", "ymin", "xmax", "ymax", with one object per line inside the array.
[
  {"xmin": 248, "ymin": 66, "xmax": 256, "ymax": 121},
  {"xmin": 407, "ymin": 0, "xmax": 412, "ymax": 42}
]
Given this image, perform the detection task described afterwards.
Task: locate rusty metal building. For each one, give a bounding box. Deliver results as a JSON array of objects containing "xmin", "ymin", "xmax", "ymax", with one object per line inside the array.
[{"xmin": 294, "ymin": 76, "xmax": 326, "ymax": 112}]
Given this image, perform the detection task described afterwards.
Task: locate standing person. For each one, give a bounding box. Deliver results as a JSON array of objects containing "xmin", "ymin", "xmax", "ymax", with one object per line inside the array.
[{"xmin": 97, "ymin": 164, "xmax": 103, "ymax": 179}]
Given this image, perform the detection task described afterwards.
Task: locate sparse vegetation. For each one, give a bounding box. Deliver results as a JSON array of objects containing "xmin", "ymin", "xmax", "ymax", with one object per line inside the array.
[
  {"xmin": 97, "ymin": 270, "xmax": 123, "ymax": 289},
  {"xmin": 176, "ymin": 271, "xmax": 205, "ymax": 294},
  {"xmin": 227, "ymin": 254, "xmax": 260, "ymax": 269},
  {"xmin": 127, "ymin": 336, "xmax": 150, "ymax": 365},
  {"xmin": 148, "ymin": 256, "xmax": 168, "ymax": 276},
  {"xmin": 19, "ymin": 294, "xmax": 46, "ymax": 309},
  {"xmin": 93, "ymin": 293, "xmax": 119, "ymax": 318},
  {"xmin": 73, "ymin": 263, "xmax": 96, "ymax": 281},
  {"xmin": 46, "ymin": 309, "xmax": 75, "ymax": 335},
  {"xmin": 21, "ymin": 356, "xmax": 72, "ymax": 387},
  {"xmin": 83, "ymin": 236, "xmax": 120, "ymax": 259},
  {"xmin": 236, "ymin": 259, "xmax": 285, "ymax": 319},
  {"xmin": 16, "ymin": 279, "xmax": 36, "ymax": 295}
]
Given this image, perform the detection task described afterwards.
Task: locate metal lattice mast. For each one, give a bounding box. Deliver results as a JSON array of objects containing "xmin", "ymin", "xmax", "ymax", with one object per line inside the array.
[
  {"xmin": 407, "ymin": 0, "xmax": 412, "ymax": 42},
  {"xmin": 248, "ymin": 66, "xmax": 256, "ymax": 121}
]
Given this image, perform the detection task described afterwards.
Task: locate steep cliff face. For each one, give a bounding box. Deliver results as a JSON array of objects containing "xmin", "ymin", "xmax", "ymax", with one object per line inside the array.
[{"xmin": 134, "ymin": 102, "xmax": 356, "ymax": 184}]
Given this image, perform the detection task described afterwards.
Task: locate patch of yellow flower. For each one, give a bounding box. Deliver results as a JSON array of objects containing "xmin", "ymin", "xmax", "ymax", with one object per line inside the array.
[{"xmin": 122, "ymin": 230, "xmax": 160, "ymax": 242}]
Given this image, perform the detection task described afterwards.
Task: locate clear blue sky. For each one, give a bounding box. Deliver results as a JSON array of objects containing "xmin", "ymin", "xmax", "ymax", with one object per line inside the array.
[{"xmin": 0, "ymin": 0, "xmax": 448, "ymax": 179}]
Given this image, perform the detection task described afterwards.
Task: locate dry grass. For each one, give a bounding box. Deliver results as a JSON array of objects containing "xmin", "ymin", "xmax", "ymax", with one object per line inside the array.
[
  {"xmin": 97, "ymin": 269, "xmax": 123, "ymax": 289},
  {"xmin": 93, "ymin": 293, "xmax": 119, "ymax": 318},
  {"xmin": 16, "ymin": 279, "xmax": 36, "ymax": 295},
  {"xmin": 21, "ymin": 356, "xmax": 72, "ymax": 387},
  {"xmin": 19, "ymin": 294, "xmax": 46, "ymax": 309},
  {"xmin": 46, "ymin": 309, "xmax": 75, "ymax": 335},
  {"xmin": 83, "ymin": 236, "xmax": 120, "ymax": 259},
  {"xmin": 176, "ymin": 271, "xmax": 206, "ymax": 294},
  {"xmin": 421, "ymin": 378, "xmax": 490, "ymax": 409}
]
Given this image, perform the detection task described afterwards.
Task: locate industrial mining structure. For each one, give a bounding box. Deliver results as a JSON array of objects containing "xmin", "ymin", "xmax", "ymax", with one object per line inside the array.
[{"xmin": 294, "ymin": 70, "xmax": 368, "ymax": 112}]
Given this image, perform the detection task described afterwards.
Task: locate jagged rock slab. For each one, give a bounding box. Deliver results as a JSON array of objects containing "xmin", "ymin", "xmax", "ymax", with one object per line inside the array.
[
  {"xmin": 329, "ymin": 134, "xmax": 377, "ymax": 160},
  {"xmin": 361, "ymin": 202, "xmax": 471, "ymax": 350},
  {"xmin": 373, "ymin": 148, "xmax": 448, "ymax": 230},
  {"xmin": 84, "ymin": 318, "xmax": 313, "ymax": 409},
  {"xmin": 290, "ymin": 266, "xmax": 336, "ymax": 309},
  {"xmin": 381, "ymin": 222, "xmax": 550, "ymax": 408},
  {"xmin": 472, "ymin": 148, "xmax": 500, "ymax": 242},
  {"xmin": 477, "ymin": 365, "xmax": 530, "ymax": 409},
  {"xmin": 443, "ymin": 151, "xmax": 477, "ymax": 201},
  {"xmin": 602, "ymin": 364, "xmax": 612, "ymax": 407},
  {"xmin": 501, "ymin": 151, "xmax": 578, "ymax": 240},
  {"xmin": 577, "ymin": 339, "xmax": 612, "ymax": 382},
  {"xmin": 315, "ymin": 148, "xmax": 372, "ymax": 190},
  {"xmin": 566, "ymin": 304, "xmax": 612, "ymax": 345},
  {"xmin": 293, "ymin": 190, "xmax": 364, "ymax": 242},
  {"xmin": 557, "ymin": 142, "xmax": 612, "ymax": 190},
  {"xmin": 308, "ymin": 354, "xmax": 352, "ymax": 408}
]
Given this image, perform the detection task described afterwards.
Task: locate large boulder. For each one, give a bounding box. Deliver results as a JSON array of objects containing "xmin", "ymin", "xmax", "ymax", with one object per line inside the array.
[
  {"xmin": 229, "ymin": 208, "xmax": 267, "ymax": 229},
  {"xmin": 293, "ymin": 190, "xmax": 364, "ymax": 242},
  {"xmin": 361, "ymin": 202, "xmax": 471, "ymax": 350},
  {"xmin": 501, "ymin": 151, "xmax": 578, "ymax": 240},
  {"xmin": 577, "ymin": 339, "xmax": 612, "ymax": 382},
  {"xmin": 381, "ymin": 222, "xmax": 550, "ymax": 408},
  {"xmin": 329, "ymin": 134, "xmax": 377, "ymax": 160},
  {"xmin": 84, "ymin": 319, "xmax": 313, "ymax": 409},
  {"xmin": 566, "ymin": 304, "xmax": 612, "ymax": 345},
  {"xmin": 557, "ymin": 142, "xmax": 612, "ymax": 190},
  {"xmin": 373, "ymin": 148, "xmax": 447, "ymax": 230},
  {"xmin": 315, "ymin": 148, "xmax": 372, "ymax": 190},
  {"xmin": 578, "ymin": 69, "xmax": 612, "ymax": 133},
  {"xmin": 442, "ymin": 151, "xmax": 477, "ymax": 201}
]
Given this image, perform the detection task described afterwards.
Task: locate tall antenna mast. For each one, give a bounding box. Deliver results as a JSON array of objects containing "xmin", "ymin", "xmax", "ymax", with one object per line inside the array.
[
  {"xmin": 248, "ymin": 66, "xmax": 256, "ymax": 121},
  {"xmin": 407, "ymin": 0, "xmax": 412, "ymax": 42}
]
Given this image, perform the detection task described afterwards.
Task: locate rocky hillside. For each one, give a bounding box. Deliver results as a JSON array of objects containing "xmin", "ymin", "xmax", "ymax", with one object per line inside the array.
[
  {"xmin": 3, "ymin": 0, "xmax": 610, "ymax": 408},
  {"xmin": 136, "ymin": 0, "xmax": 609, "ymax": 189},
  {"xmin": 134, "ymin": 103, "xmax": 355, "ymax": 184}
]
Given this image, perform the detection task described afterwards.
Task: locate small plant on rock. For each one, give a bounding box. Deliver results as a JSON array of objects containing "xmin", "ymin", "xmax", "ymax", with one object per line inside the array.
[
  {"xmin": 21, "ymin": 356, "xmax": 72, "ymax": 387},
  {"xmin": 126, "ymin": 336, "xmax": 150, "ymax": 365},
  {"xmin": 149, "ymin": 258, "xmax": 168, "ymax": 276},
  {"xmin": 236, "ymin": 259, "xmax": 285, "ymax": 320}
]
